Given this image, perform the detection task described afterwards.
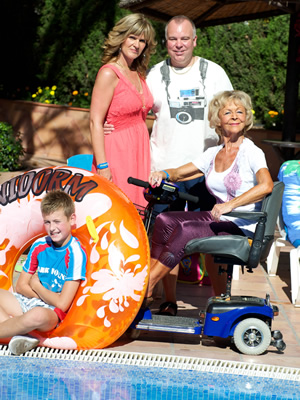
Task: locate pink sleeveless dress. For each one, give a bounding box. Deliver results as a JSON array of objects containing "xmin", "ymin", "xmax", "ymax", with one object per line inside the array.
[{"xmin": 100, "ymin": 64, "xmax": 153, "ymax": 208}]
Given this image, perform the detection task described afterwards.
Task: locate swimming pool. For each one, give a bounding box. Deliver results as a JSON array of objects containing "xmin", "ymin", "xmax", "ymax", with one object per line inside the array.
[{"xmin": 0, "ymin": 348, "xmax": 299, "ymax": 399}]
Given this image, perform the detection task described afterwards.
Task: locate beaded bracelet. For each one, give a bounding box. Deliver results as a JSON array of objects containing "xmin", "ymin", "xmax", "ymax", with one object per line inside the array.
[
  {"xmin": 162, "ymin": 170, "xmax": 170, "ymax": 181},
  {"xmin": 97, "ymin": 162, "xmax": 109, "ymax": 170}
]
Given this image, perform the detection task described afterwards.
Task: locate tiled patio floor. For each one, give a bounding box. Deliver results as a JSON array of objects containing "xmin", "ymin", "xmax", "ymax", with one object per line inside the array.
[{"xmin": 111, "ymin": 252, "xmax": 300, "ymax": 369}]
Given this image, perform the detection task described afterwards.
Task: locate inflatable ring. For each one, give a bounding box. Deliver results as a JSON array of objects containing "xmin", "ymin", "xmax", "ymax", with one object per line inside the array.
[{"xmin": 0, "ymin": 166, "xmax": 150, "ymax": 350}]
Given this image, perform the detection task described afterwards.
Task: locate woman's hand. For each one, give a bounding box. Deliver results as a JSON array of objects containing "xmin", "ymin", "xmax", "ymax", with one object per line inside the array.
[
  {"xmin": 97, "ymin": 167, "xmax": 112, "ymax": 181},
  {"xmin": 211, "ymin": 202, "xmax": 233, "ymax": 222},
  {"xmin": 149, "ymin": 171, "xmax": 164, "ymax": 187},
  {"xmin": 149, "ymin": 163, "xmax": 203, "ymax": 187}
]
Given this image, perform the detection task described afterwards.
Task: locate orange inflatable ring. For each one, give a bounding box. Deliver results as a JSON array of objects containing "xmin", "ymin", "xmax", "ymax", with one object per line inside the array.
[{"xmin": 0, "ymin": 166, "xmax": 150, "ymax": 350}]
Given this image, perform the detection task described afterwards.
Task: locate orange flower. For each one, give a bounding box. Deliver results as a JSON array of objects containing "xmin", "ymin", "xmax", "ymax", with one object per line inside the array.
[{"xmin": 268, "ymin": 110, "xmax": 278, "ymax": 116}]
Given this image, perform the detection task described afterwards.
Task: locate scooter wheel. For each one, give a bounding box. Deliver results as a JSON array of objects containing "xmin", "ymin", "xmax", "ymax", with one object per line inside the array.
[
  {"xmin": 233, "ymin": 318, "xmax": 271, "ymax": 355},
  {"xmin": 276, "ymin": 339, "xmax": 286, "ymax": 352}
]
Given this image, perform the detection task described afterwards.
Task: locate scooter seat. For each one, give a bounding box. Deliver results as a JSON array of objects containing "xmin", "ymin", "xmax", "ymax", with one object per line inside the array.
[{"xmin": 185, "ymin": 235, "xmax": 251, "ymax": 264}]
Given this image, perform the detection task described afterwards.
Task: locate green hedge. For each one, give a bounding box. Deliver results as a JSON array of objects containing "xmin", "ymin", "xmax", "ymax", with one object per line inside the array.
[
  {"xmin": 0, "ymin": 122, "xmax": 24, "ymax": 171},
  {"xmin": 0, "ymin": 1, "xmax": 296, "ymax": 128},
  {"xmin": 195, "ymin": 16, "xmax": 290, "ymax": 123}
]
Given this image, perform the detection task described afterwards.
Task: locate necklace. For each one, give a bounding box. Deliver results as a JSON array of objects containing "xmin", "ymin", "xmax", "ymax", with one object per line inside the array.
[
  {"xmin": 115, "ymin": 61, "xmax": 146, "ymax": 110},
  {"xmin": 170, "ymin": 57, "xmax": 195, "ymax": 75},
  {"xmin": 116, "ymin": 60, "xmax": 129, "ymax": 70},
  {"xmin": 115, "ymin": 61, "xmax": 140, "ymax": 90},
  {"xmin": 136, "ymin": 74, "xmax": 146, "ymax": 110}
]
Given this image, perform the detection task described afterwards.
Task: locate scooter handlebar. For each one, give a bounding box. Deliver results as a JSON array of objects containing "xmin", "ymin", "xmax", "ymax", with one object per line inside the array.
[
  {"xmin": 178, "ymin": 191, "xmax": 199, "ymax": 204},
  {"xmin": 127, "ymin": 177, "xmax": 199, "ymax": 204},
  {"xmin": 127, "ymin": 177, "xmax": 150, "ymax": 188}
]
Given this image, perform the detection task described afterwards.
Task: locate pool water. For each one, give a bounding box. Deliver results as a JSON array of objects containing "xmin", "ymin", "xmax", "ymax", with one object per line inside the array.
[{"xmin": 0, "ymin": 356, "xmax": 299, "ymax": 400}]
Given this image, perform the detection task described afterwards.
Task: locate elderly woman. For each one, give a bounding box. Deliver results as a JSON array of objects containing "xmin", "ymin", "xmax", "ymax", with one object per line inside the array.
[
  {"xmin": 145, "ymin": 90, "xmax": 274, "ymax": 306},
  {"xmin": 90, "ymin": 13, "xmax": 156, "ymax": 207}
]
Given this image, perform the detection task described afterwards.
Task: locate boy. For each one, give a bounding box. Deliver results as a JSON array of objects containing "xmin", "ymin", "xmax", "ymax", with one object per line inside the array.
[{"xmin": 0, "ymin": 190, "xmax": 87, "ymax": 355}]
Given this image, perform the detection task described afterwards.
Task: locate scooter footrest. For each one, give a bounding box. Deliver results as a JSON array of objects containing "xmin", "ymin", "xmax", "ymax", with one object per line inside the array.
[{"xmin": 135, "ymin": 315, "xmax": 203, "ymax": 334}]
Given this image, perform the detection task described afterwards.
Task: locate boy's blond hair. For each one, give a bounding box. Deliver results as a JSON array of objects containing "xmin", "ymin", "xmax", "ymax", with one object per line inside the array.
[{"xmin": 41, "ymin": 190, "xmax": 75, "ymax": 219}]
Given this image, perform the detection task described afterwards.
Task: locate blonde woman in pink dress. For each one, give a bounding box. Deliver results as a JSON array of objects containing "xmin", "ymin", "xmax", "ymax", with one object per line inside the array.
[{"xmin": 90, "ymin": 14, "xmax": 156, "ymax": 207}]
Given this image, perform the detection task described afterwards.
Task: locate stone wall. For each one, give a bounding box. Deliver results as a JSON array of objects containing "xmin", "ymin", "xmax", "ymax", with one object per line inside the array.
[
  {"xmin": 0, "ymin": 98, "xmax": 298, "ymax": 180},
  {"xmin": 0, "ymin": 99, "xmax": 156, "ymax": 169},
  {"xmin": 0, "ymin": 99, "xmax": 92, "ymax": 168}
]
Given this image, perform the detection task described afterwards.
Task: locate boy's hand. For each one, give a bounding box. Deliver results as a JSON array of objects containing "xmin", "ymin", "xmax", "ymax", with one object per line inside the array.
[
  {"xmin": 29, "ymin": 273, "xmax": 42, "ymax": 292},
  {"xmin": 15, "ymin": 270, "xmax": 40, "ymax": 299}
]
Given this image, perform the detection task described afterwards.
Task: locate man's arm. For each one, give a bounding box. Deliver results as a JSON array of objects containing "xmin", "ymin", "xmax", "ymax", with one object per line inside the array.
[{"xmin": 29, "ymin": 274, "xmax": 81, "ymax": 312}]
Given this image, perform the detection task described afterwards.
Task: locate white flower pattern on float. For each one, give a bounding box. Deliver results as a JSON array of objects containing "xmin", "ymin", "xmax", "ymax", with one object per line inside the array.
[{"xmin": 77, "ymin": 219, "xmax": 147, "ymax": 328}]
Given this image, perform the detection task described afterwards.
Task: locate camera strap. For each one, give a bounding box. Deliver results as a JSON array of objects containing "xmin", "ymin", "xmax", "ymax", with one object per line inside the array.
[{"xmin": 160, "ymin": 57, "xmax": 208, "ymax": 100}]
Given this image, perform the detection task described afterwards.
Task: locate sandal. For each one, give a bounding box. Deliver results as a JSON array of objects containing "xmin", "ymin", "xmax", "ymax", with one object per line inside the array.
[
  {"xmin": 156, "ymin": 301, "xmax": 177, "ymax": 316},
  {"xmin": 141, "ymin": 296, "xmax": 154, "ymax": 309}
]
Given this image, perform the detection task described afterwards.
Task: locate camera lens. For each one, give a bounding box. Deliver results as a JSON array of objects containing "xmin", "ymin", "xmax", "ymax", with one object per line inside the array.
[{"xmin": 176, "ymin": 111, "xmax": 192, "ymax": 124}]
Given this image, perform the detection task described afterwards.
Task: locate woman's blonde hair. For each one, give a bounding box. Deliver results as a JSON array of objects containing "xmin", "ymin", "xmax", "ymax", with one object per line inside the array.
[
  {"xmin": 102, "ymin": 13, "xmax": 156, "ymax": 78},
  {"xmin": 208, "ymin": 90, "xmax": 254, "ymax": 136}
]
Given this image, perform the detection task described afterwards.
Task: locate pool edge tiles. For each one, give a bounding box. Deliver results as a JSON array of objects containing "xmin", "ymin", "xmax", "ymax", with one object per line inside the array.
[{"xmin": 1, "ymin": 345, "xmax": 300, "ymax": 382}]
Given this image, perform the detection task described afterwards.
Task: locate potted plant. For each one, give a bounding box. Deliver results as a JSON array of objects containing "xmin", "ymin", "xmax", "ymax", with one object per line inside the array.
[{"xmin": 0, "ymin": 121, "xmax": 25, "ymax": 184}]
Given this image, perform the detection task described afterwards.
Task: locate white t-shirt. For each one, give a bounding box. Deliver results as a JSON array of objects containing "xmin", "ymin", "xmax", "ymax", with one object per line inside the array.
[
  {"xmin": 192, "ymin": 138, "xmax": 268, "ymax": 236},
  {"xmin": 147, "ymin": 57, "xmax": 233, "ymax": 170}
]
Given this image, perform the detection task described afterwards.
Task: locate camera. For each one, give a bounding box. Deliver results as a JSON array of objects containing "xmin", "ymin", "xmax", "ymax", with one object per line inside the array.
[{"xmin": 168, "ymin": 88, "xmax": 206, "ymax": 125}]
